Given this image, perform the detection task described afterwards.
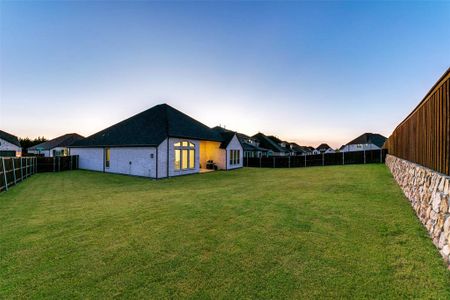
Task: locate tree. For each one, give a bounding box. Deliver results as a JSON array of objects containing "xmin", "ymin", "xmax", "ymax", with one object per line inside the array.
[{"xmin": 19, "ymin": 136, "xmax": 47, "ymax": 152}]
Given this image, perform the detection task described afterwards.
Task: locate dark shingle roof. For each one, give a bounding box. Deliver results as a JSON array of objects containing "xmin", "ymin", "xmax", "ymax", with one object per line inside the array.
[
  {"xmin": 211, "ymin": 126, "xmax": 244, "ymax": 149},
  {"xmin": 29, "ymin": 133, "xmax": 84, "ymax": 150},
  {"xmin": 72, "ymin": 104, "xmax": 223, "ymax": 147},
  {"xmin": 346, "ymin": 133, "xmax": 387, "ymax": 148},
  {"xmin": 316, "ymin": 143, "xmax": 332, "ymax": 150},
  {"xmin": 252, "ymin": 133, "xmax": 287, "ymax": 153},
  {"xmin": 0, "ymin": 130, "xmax": 21, "ymax": 147}
]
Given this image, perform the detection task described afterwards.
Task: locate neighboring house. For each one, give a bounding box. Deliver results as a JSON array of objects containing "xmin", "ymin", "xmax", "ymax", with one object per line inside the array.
[
  {"xmin": 252, "ymin": 133, "xmax": 289, "ymax": 156},
  {"xmin": 69, "ymin": 104, "xmax": 244, "ymax": 178},
  {"xmin": 0, "ymin": 130, "xmax": 21, "ymax": 157},
  {"xmin": 28, "ymin": 133, "xmax": 84, "ymax": 157},
  {"xmin": 267, "ymin": 136, "xmax": 293, "ymax": 155},
  {"xmin": 314, "ymin": 143, "xmax": 334, "ymax": 154},
  {"xmin": 213, "ymin": 128, "xmax": 271, "ymax": 158},
  {"xmin": 288, "ymin": 143, "xmax": 306, "ymax": 156},
  {"xmin": 341, "ymin": 133, "xmax": 387, "ymax": 152}
]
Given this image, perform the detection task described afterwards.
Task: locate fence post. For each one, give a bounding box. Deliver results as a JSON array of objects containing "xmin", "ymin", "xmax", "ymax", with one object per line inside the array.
[
  {"xmin": 273, "ymin": 156, "xmax": 275, "ymax": 168},
  {"xmin": 380, "ymin": 149, "xmax": 383, "ymax": 163},
  {"xmin": 259, "ymin": 155, "xmax": 262, "ymax": 168},
  {"xmin": 322, "ymin": 153, "xmax": 324, "ymax": 166},
  {"xmin": 71, "ymin": 156, "xmax": 73, "ymax": 170},
  {"xmin": 342, "ymin": 151, "xmax": 345, "ymax": 165},
  {"xmin": 304, "ymin": 154, "xmax": 306, "ymax": 167},
  {"xmin": 11, "ymin": 158, "xmax": 16, "ymax": 184},
  {"xmin": 288, "ymin": 156, "xmax": 291, "ymax": 168},
  {"xmin": 35, "ymin": 157, "xmax": 37, "ymax": 173},
  {"xmin": 53, "ymin": 157, "xmax": 55, "ymax": 172},
  {"xmin": 2, "ymin": 158, "xmax": 8, "ymax": 191},
  {"xmin": 20, "ymin": 158, "xmax": 23, "ymax": 181},
  {"xmin": 363, "ymin": 150, "xmax": 366, "ymax": 164},
  {"xmin": 58, "ymin": 156, "xmax": 61, "ymax": 172}
]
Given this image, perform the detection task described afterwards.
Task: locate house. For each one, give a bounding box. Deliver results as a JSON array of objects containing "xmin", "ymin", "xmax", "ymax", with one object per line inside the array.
[
  {"xmin": 252, "ymin": 133, "xmax": 289, "ymax": 156},
  {"xmin": 28, "ymin": 133, "xmax": 84, "ymax": 157},
  {"xmin": 314, "ymin": 143, "xmax": 334, "ymax": 154},
  {"xmin": 288, "ymin": 142, "xmax": 306, "ymax": 156},
  {"xmin": 213, "ymin": 127, "xmax": 271, "ymax": 158},
  {"xmin": 69, "ymin": 104, "xmax": 244, "ymax": 178},
  {"xmin": 266, "ymin": 135, "xmax": 294, "ymax": 155},
  {"xmin": 0, "ymin": 130, "xmax": 21, "ymax": 157},
  {"xmin": 341, "ymin": 133, "xmax": 387, "ymax": 152}
]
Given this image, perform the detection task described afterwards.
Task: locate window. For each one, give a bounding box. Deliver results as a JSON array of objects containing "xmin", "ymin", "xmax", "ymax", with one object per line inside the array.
[
  {"xmin": 174, "ymin": 141, "xmax": 195, "ymax": 171},
  {"xmin": 105, "ymin": 148, "xmax": 110, "ymax": 168},
  {"xmin": 229, "ymin": 149, "xmax": 240, "ymax": 165}
]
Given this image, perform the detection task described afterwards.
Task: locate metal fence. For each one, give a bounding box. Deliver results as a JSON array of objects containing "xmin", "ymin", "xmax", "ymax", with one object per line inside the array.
[
  {"xmin": 384, "ymin": 68, "xmax": 450, "ymax": 175},
  {"xmin": 244, "ymin": 149, "xmax": 387, "ymax": 168},
  {"xmin": 0, "ymin": 155, "xmax": 79, "ymax": 192}
]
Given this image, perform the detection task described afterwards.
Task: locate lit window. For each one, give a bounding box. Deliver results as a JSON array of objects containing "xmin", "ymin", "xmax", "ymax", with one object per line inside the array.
[
  {"xmin": 105, "ymin": 148, "xmax": 110, "ymax": 168},
  {"xmin": 174, "ymin": 141, "xmax": 195, "ymax": 171}
]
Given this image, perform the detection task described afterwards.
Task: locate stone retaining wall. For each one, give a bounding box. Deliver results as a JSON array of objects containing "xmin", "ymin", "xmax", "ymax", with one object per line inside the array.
[{"xmin": 386, "ymin": 154, "xmax": 450, "ymax": 263}]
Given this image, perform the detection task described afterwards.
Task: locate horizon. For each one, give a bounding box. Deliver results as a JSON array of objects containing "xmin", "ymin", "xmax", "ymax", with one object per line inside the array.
[{"xmin": 1, "ymin": 1, "xmax": 449, "ymax": 148}]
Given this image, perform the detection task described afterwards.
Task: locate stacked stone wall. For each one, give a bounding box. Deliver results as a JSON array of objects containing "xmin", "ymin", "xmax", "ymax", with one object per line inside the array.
[{"xmin": 386, "ymin": 154, "xmax": 450, "ymax": 263}]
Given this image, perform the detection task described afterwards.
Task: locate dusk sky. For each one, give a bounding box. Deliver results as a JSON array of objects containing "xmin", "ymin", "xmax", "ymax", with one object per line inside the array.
[{"xmin": 1, "ymin": 1, "xmax": 449, "ymax": 148}]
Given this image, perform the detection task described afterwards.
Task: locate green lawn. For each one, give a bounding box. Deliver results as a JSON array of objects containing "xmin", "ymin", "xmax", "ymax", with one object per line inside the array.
[{"xmin": 1, "ymin": 165, "xmax": 449, "ymax": 299}]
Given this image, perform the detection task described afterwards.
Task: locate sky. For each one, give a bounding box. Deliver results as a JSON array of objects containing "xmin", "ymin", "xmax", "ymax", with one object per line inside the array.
[{"xmin": 0, "ymin": 1, "xmax": 449, "ymax": 148}]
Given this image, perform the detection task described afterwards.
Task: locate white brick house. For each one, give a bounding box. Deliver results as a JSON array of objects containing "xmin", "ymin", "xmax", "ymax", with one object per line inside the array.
[
  {"xmin": 340, "ymin": 133, "xmax": 387, "ymax": 152},
  {"xmin": 69, "ymin": 104, "xmax": 243, "ymax": 178},
  {"xmin": 28, "ymin": 133, "xmax": 84, "ymax": 157},
  {"xmin": 0, "ymin": 130, "xmax": 21, "ymax": 157}
]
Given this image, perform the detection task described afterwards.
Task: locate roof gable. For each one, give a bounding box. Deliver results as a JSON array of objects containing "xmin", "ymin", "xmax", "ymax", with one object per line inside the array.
[{"xmin": 0, "ymin": 130, "xmax": 21, "ymax": 147}]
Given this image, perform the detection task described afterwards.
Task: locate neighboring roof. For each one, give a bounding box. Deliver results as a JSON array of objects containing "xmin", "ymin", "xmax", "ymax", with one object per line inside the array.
[
  {"xmin": 29, "ymin": 133, "xmax": 84, "ymax": 150},
  {"xmin": 346, "ymin": 133, "xmax": 387, "ymax": 148},
  {"xmin": 252, "ymin": 133, "xmax": 287, "ymax": 153},
  {"xmin": 0, "ymin": 130, "xmax": 21, "ymax": 147},
  {"xmin": 289, "ymin": 143, "xmax": 305, "ymax": 154},
  {"xmin": 316, "ymin": 143, "xmax": 332, "ymax": 150},
  {"xmin": 211, "ymin": 126, "xmax": 245, "ymax": 149},
  {"xmin": 72, "ymin": 104, "xmax": 223, "ymax": 147}
]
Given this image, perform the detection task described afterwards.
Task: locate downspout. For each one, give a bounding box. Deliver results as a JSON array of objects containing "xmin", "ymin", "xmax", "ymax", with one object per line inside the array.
[
  {"xmin": 166, "ymin": 138, "xmax": 169, "ymax": 178},
  {"xmin": 225, "ymin": 148, "xmax": 228, "ymax": 170},
  {"xmin": 155, "ymin": 146, "xmax": 158, "ymax": 179}
]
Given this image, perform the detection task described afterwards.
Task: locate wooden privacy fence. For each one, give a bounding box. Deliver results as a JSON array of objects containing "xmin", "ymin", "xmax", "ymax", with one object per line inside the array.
[
  {"xmin": 0, "ymin": 156, "xmax": 79, "ymax": 192},
  {"xmin": 384, "ymin": 68, "xmax": 450, "ymax": 175},
  {"xmin": 0, "ymin": 157, "xmax": 37, "ymax": 192},
  {"xmin": 244, "ymin": 149, "xmax": 387, "ymax": 168}
]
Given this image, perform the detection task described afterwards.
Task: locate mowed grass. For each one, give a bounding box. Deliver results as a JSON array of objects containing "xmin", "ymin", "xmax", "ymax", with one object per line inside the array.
[{"xmin": 1, "ymin": 165, "xmax": 449, "ymax": 299}]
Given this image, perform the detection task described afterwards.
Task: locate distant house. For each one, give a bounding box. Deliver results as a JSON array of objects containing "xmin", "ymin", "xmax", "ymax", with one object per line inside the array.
[
  {"xmin": 314, "ymin": 143, "xmax": 334, "ymax": 154},
  {"xmin": 28, "ymin": 133, "xmax": 84, "ymax": 157},
  {"xmin": 0, "ymin": 130, "xmax": 21, "ymax": 157},
  {"xmin": 266, "ymin": 136, "xmax": 295, "ymax": 156},
  {"xmin": 252, "ymin": 133, "xmax": 289, "ymax": 156},
  {"xmin": 213, "ymin": 127, "xmax": 271, "ymax": 158},
  {"xmin": 341, "ymin": 133, "xmax": 387, "ymax": 152},
  {"xmin": 288, "ymin": 143, "xmax": 306, "ymax": 156},
  {"xmin": 69, "ymin": 104, "xmax": 243, "ymax": 178}
]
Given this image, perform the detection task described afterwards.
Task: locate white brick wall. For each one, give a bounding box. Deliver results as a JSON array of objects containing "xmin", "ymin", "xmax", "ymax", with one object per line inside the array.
[
  {"xmin": 0, "ymin": 138, "xmax": 21, "ymax": 155},
  {"xmin": 70, "ymin": 148, "xmax": 104, "ymax": 172},
  {"xmin": 341, "ymin": 143, "xmax": 381, "ymax": 152},
  {"xmin": 107, "ymin": 147, "xmax": 156, "ymax": 177}
]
